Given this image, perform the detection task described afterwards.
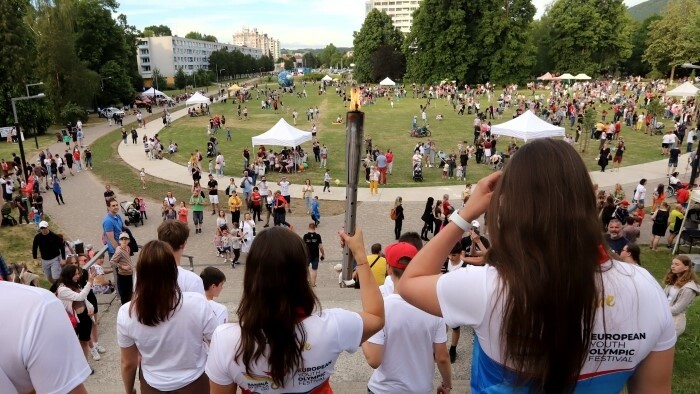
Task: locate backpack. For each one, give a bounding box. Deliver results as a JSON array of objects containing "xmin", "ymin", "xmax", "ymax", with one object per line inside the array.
[{"xmin": 390, "ymin": 207, "xmax": 397, "ymax": 221}]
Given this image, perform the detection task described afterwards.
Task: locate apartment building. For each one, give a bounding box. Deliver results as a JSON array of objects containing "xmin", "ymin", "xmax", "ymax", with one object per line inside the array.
[
  {"xmin": 365, "ymin": 0, "xmax": 422, "ymax": 33},
  {"xmin": 136, "ymin": 36, "xmax": 263, "ymax": 85},
  {"xmin": 233, "ymin": 27, "xmax": 281, "ymax": 61}
]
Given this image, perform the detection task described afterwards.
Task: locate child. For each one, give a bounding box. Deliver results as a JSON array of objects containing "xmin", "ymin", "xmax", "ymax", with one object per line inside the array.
[
  {"xmin": 138, "ymin": 198, "xmax": 147, "ymax": 220},
  {"xmin": 200, "ymin": 267, "xmax": 228, "ymax": 326},
  {"xmin": 455, "ymin": 165, "xmax": 464, "ymax": 181},
  {"xmin": 178, "ymin": 201, "xmax": 188, "ymax": 223},
  {"xmin": 164, "ymin": 205, "xmax": 177, "ymax": 221},
  {"xmin": 221, "ymin": 228, "xmax": 233, "ymax": 264},
  {"xmin": 208, "ymin": 159, "xmax": 214, "ymax": 175},
  {"xmin": 230, "ymin": 222, "xmax": 242, "ymax": 266},
  {"xmin": 161, "ymin": 200, "xmax": 170, "ymax": 220},
  {"xmin": 213, "ymin": 228, "xmax": 224, "ymax": 258},
  {"xmin": 442, "ymin": 161, "xmax": 449, "ymax": 179},
  {"xmin": 139, "ymin": 168, "xmax": 146, "ymax": 189},
  {"xmin": 32, "ymin": 207, "xmax": 41, "ymax": 229},
  {"xmin": 311, "ymin": 196, "xmax": 321, "ymax": 226},
  {"xmin": 226, "ymin": 127, "xmax": 232, "ymax": 141},
  {"xmin": 323, "ymin": 170, "xmax": 331, "ymax": 192}
]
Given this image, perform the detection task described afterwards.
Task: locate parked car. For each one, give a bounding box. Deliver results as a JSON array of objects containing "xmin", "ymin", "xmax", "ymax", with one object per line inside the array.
[{"xmin": 98, "ymin": 107, "xmax": 125, "ymax": 119}]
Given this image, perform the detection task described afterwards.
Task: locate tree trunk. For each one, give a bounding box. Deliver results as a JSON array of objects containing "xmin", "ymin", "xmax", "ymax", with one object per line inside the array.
[{"xmin": 670, "ymin": 64, "xmax": 676, "ymax": 84}]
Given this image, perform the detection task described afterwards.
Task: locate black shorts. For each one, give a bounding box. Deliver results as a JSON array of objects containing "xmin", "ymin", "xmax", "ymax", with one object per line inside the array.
[
  {"xmin": 76, "ymin": 310, "xmax": 93, "ymax": 342},
  {"xmin": 284, "ymin": 195, "xmax": 291, "ymax": 204},
  {"xmin": 309, "ymin": 257, "xmax": 319, "ymax": 270}
]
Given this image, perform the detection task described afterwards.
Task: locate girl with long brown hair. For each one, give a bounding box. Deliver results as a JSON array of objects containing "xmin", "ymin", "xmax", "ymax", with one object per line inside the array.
[
  {"xmin": 118, "ymin": 240, "xmax": 217, "ymax": 394},
  {"xmin": 206, "ymin": 226, "xmax": 384, "ymax": 393},
  {"xmin": 663, "ymin": 255, "xmax": 700, "ymax": 336},
  {"xmin": 400, "ymin": 139, "xmax": 675, "ymax": 392}
]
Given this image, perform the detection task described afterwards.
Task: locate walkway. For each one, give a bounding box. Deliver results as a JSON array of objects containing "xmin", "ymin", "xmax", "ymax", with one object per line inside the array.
[{"xmin": 118, "ymin": 105, "xmax": 691, "ymax": 202}]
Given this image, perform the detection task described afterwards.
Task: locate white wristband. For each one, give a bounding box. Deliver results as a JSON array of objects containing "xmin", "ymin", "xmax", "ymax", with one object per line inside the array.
[{"xmin": 449, "ymin": 210, "xmax": 472, "ymax": 233}]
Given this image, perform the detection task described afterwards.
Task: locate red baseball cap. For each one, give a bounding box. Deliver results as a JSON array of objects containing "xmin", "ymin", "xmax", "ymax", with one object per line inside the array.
[{"xmin": 385, "ymin": 242, "xmax": 418, "ymax": 269}]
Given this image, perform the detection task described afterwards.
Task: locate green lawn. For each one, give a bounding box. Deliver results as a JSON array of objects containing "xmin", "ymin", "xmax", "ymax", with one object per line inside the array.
[{"xmin": 156, "ymin": 84, "xmax": 682, "ymax": 188}]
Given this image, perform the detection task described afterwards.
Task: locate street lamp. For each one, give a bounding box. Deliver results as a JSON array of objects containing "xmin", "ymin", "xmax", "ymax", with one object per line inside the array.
[
  {"xmin": 11, "ymin": 93, "xmax": 46, "ymax": 182},
  {"xmin": 100, "ymin": 76, "xmax": 112, "ymax": 91},
  {"xmin": 681, "ymin": 63, "xmax": 700, "ymax": 187},
  {"xmin": 25, "ymin": 82, "xmax": 44, "ymax": 97},
  {"xmin": 219, "ymin": 68, "xmax": 226, "ymax": 83}
]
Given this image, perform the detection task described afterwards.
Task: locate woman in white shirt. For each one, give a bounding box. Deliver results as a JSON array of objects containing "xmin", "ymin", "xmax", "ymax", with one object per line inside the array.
[
  {"xmin": 400, "ymin": 139, "xmax": 675, "ymax": 393},
  {"xmin": 206, "ymin": 226, "xmax": 384, "ymax": 394},
  {"xmin": 56, "ymin": 264, "xmax": 96, "ymax": 363},
  {"xmin": 118, "ymin": 240, "xmax": 217, "ymax": 393},
  {"xmin": 240, "ymin": 212, "xmax": 256, "ymax": 257},
  {"xmin": 164, "ymin": 191, "xmax": 177, "ymax": 208}
]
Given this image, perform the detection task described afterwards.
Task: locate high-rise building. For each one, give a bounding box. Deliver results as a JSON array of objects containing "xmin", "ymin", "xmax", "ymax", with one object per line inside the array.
[
  {"xmin": 233, "ymin": 27, "xmax": 281, "ymax": 60},
  {"xmin": 136, "ymin": 36, "xmax": 262, "ymax": 86},
  {"xmin": 365, "ymin": 0, "xmax": 422, "ymax": 33}
]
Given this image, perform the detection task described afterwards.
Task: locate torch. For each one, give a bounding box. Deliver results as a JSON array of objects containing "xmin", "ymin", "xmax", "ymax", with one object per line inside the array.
[{"xmin": 342, "ymin": 85, "xmax": 364, "ymax": 285}]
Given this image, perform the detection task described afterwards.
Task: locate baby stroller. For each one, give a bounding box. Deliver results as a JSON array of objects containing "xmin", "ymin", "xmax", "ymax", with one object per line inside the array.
[
  {"xmin": 1, "ymin": 201, "xmax": 17, "ymax": 227},
  {"xmin": 410, "ymin": 125, "xmax": 432, "ymax": 138},
  {"xmin": 206, "ymin": 141, "xmax": 215, "ymax": 158},
  {"xmin": 120, "ymin": 201, "xmax": 143, "ymax": 227},
  {"xmin": 437, "ymin": 150, "xmax": 448, "ymax": 167},
  {"xmin": 412, "ymin": 163, "xmax": 424, "ymax": 182}
]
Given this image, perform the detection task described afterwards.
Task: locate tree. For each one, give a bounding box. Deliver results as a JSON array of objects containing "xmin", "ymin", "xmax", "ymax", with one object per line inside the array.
[
  {"xmin": 353, "ymin": 9, "xmax": 404, "ymax": 83},
  {"xmin": 370, "ymin": 44, "xmax": 405, "ymax": 82},
  {"xmin": 99, "ymin": 60, "xmax": 134, "ymax": 105},
  {"xmin": 541, "ymin": 0, "xmax": 633, "ymax": 76},
  {"xmin": 257, "ymin": 55, "xmax": 275, "ymax": 72},
  {"xmin": 174, "ymin": 68, "xmax": 187, "ymax": 89},
  {"xmin": 151, "ymin": 68, "xmax": 167, "ymax": 90},
  {"xmin": 144, "ymin": 24, "xmax": 171, "ymax": 36},
  {"xmin": 302, "ymin": 52, "xmax": 320, "ymax": 68},
  {"xmin": 319, "ymin": 44, "xmax": 341, "ymax": 68},
  {"xmin": 624, "ymin": 15, "xmax": 661, "ymax": 77},
  {"xmin": 284, "ymin": 59, "xmax": 295, "ymax": 70},
  {"xmin": 116, "ymin": 14, "xmax": 144, "ymax": 92},
  {"xmin": 185, "ymin": 31, "xmax": 217, "ymax": 42},
  {"xmin": 644, "ymin": 0, "xmax": 700, "ymax": 81}
]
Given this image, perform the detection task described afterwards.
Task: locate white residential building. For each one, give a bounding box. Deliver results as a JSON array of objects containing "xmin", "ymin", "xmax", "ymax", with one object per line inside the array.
[
  {"xmin": 365, "ymin": 0, "xmax": 422, "ymax": 33},
  {"xmin": 136, "ymin": 36, "xmax": 263, "ymax": 85},
  {"xmin": 233, "ymin": 27, "xmax": 281, "ymax": 60}
]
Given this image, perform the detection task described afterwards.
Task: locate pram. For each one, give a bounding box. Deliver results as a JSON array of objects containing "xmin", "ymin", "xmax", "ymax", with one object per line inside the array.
[
  {"xmin": 410, "ymin": 125, "xmax": 432, "ymax": 138},
  {"xmin": 412, "ymin": 163, "xmax": 424, "ymax": 182},
  {"xmin": 120, "ymin": 201, "xmax": 143, "ymax": 227},
  {"xmin": 1, "ymin": 202, "xmax": 17, "ymax": 227}
]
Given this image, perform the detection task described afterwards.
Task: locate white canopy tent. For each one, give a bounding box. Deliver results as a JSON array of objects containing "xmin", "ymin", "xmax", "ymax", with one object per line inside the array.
[
  {"xmin": 573, "ymin": 73, "xmax": 592, "ymax": 80},
  {"xmin": 555, "ymin": 73, "xmax": 576, "ymax": 80},
  {"xmin": 185, "ymin": 92, "xmax": 209, "ymax": 105},
  {"xmin": 379, "ymin": 77, "xmax": 396, "ymax": 86},
  {"xmin": 142, "ymin": 87, "xmax": 168, "ymax": 97},
  {"xmin": 667, "ymin": 81, "xmax": 699, "ymax": 97},
  {"xmin": 321, "ymin": 75, "xmax": 333, "ymax": 82},
  {"xmin": 537, "ymin": 72, "xmax": 554, "ymax": 80},
  {"xmin": 490, "ymin": 110, "xmax": 565, "ymax": 142},
  {"xmin": 252, "ymin": 118, "xmax": 313, "ymax": 147}
]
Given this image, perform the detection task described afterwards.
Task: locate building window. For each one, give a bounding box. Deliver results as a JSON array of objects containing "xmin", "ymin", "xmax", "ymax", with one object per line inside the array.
[{"xmin": 141, "ymin": 65, "xmax": 151, "ymax": 72}]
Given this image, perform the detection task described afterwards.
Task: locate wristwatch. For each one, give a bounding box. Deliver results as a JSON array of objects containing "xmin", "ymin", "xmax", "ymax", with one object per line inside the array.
[{"xmin": 449, "ymin": 210, "xmax": 472, "ymax": 233}]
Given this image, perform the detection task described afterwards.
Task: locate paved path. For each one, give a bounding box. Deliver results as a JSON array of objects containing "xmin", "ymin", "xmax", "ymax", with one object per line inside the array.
[{"xmin": 23, "ymin": 102, "xmax": 680, "ymax": 393}]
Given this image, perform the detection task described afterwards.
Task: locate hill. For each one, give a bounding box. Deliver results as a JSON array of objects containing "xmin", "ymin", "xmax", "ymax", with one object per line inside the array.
[{"xmin": 628, "ymin": 0, "xmax": 667, "ymax": 21}]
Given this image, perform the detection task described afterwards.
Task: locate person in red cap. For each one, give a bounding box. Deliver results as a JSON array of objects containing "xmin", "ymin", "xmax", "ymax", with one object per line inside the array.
[{"xmin": 362, "ymin": 242, "xmax": 452, "ymax": 394}]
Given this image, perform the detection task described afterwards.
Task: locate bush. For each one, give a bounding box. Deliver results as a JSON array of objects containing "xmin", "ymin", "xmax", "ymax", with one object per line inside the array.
[
  {"xmin": 301, "ymin": 72, "xmax": 325, "ymax": 81},
  {"xmin": 59, "ymin": 102, "xmax": 88, "ymax": 125}
]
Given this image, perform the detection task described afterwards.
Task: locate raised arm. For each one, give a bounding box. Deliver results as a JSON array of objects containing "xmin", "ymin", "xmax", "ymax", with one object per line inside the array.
[{"xmin": 400, "ymin": 172, "xmax": 501, "ymax": 316}]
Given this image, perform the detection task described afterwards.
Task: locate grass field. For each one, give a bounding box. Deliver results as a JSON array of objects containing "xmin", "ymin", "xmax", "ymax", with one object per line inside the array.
[{"xmin": 156, "ymin": 84, "xmax": 682, "ymax": 188}]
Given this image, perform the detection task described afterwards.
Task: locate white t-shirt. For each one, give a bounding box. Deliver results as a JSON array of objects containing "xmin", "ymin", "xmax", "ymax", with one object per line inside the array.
[
  {"xmin": 206, "ymin": 308, "xmax": 363, "ymax": 392},
  {"xmin": 209, "ymin": 300, "xmax": 229, "ymax": 326},
  {"xmin": 178, "ymin": 266, "xmax": 205, "ymax": 295},
  {"xmin": 662, "ymin": 133, "xmax": 676, "ymax": 145},
  {"xmin": 117, "ymin": 292, "xmax": 217, "ymax": 391},
  {"xmin": 0, "ymin": 282, "xmax": 91, "ymax": 394},
  {"xmin": 279, "ymin": 180, "xmax": 290, "ymax": 196},
  {"xmin": 634, "ymin": 184, "xmax": 647, "ymax": 202},
  {"xmin": 380, "ymin": 276, "xmax": 394, "ymax": 297},
  {"xmin": 436, "ymin": 261, "xmax": 676, "ymax": 392},
  {"xmin": 367, "ymin": 294, "xmax": 447, "ymax": 394}
]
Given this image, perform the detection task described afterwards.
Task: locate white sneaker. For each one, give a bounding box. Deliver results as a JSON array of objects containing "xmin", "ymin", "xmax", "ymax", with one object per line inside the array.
[
  {"xmin": 90, "ymin": 347, "xmax": 101, "ymax": 361},
  {"xmin": 95, "ymin": 343, "xmax": 106, "ymax": 354}
]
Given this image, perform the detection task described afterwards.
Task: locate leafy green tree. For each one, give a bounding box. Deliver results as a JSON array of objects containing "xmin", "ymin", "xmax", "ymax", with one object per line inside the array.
[
  {"xmin": 144, "ymin": 24, "xmax": 171, "ymax": 36},
  {"xmin": 99, "ymin": 60, "xmax": 134, "ymax": 105},
  {"xmin": 174, "ymin": 68, "xmax": 187, "ymax": 89},
  {"xmin": 542, "ymin": 0, "xmax": 632, "ymax": 75},
  {"xmin": 371, "ymin": 44, "xmax": 405, "ymax": 81},
  {"xmin": 353, "ymin": 9, "xmax": 404, "ymax": 83},
  {"xmin": 151, "ymin": 68, "xmax": 167, "ymax": 90},
  {"xmin": 624, "ymin": 15, "xmax": 661, "ymax": 76},
  {"xmin": 284, "ymin": 59, "xmax": 295, "ymax": 70},
  {"xmin": 302, "ymin": 52, "xmax": 319, "ymax": 68},
  {"xmin": 318, "ymin": 44, "xmax": 341, "ymax": 68},
  {"xmin": 116, "ymin": 14, "xmax": 144, "ymax": 92},
  {"xmin": 195, "ymin": 69, "xmax": 211, "ymax": 86},
  {"xmin": 644, "ymin": 0, "xmax": 700, "ymax": 81},
  {"xmin": 530, "ymin": 19, "xmax": 554, "ymax": 77}
]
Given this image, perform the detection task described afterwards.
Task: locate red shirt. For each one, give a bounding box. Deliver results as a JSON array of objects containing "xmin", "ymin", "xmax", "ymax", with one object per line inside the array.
[
  {"xmin": 677, "ymin": 188, "xmax": 690, "ymax": 204},
  {"xmin": 251, "ymin": 191, "xmax": 262, "ymax": 206},
  {"xmin": 386, "ymin": 152, "xmax": 394, "ymax": 163}
]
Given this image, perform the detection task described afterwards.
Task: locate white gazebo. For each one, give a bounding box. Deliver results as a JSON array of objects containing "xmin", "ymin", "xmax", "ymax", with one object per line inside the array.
[
  {"xmin": 573, "ymin": 73, "xmax": 592, "ymax": 80},
  {"xmin": 490, "ymin": 110, "xmax": 565, "ymax": 142},
  {"xmin": 142, "ymin": 87, "xmax": 167, "ymax": 97},
  {"xmin": 555, "ymin": 73, "xmax": 576, "ymax": 80},
  {"xmin": 537, "ymin": 72, "xmax": 554, "ymax": 81},
  {"xmin": 252, "ymin": 118, "xmax": 313, "ymax": 147},
  {"xmin": 667, "ymin": 81, "xmax": 699, "ymax": 97},
  {"xmin": 379, "ymin": 77, "xmax": 396, "ymax": 86},
  {"xmin": 185, "ymin": 92, "xmax": 210, "ymax": 106},
  {"xmin": 321, "ymin": 75, "xmax": 333, "ymax": 82}
]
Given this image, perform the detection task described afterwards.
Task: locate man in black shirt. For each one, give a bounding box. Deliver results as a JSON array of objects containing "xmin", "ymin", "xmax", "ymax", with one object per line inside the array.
[
  {"xmin": 207, "ymin": 174, "xmax": 219, "ymax": 215},
  {"xmin": 32, "ymin": 221, "xmax": 65, "ymax": 283},
  {"xmin": 303, "ymin": 223, "xmax": 325, "ymax": 287},
  {"xmin": 63, "ymin": 150, "xmax": 74, "ymax": 176},
  {"xmin": 103, "ymin": 185, "xmax": 115, "ymax": 202},
  {"xmin": 460, "ymin": 220, "xmax": 490, "ymax": 266}
]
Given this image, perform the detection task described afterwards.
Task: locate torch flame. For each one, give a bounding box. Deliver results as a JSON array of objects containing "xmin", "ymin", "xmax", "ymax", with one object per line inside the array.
[{"xmin": 349, "ymin": 85, "xmax": 361, "ymax": 111}]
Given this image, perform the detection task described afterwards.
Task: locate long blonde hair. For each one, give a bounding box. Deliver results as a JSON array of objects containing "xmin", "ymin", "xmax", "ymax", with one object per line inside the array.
[{"xmin": 394, "ymin": 196, "xmax": 402, "ymax": 207}]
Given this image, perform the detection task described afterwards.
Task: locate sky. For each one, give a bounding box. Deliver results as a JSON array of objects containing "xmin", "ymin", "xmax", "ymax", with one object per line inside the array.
[{"xmin": 116, "ymin": 0, "xmax": 648, "ymax": 49}]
